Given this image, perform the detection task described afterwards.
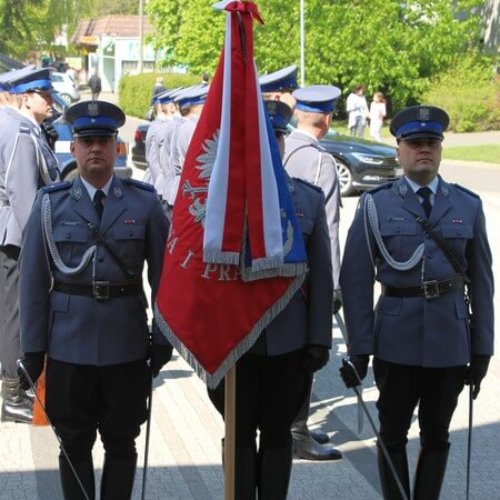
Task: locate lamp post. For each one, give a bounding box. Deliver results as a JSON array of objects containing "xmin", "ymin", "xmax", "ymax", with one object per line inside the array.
[
  {"xmin": 138, "ymin": 0, "xmax": 144, "ymax": 73},
  {"xmin": 299, "ymin": 0, "xmax": 305, "ymax": 86}
]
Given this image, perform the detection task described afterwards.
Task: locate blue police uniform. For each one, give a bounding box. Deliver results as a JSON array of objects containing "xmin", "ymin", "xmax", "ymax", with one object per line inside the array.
[
  {"xmin": 340, "ymin": 105, "xmax": 494, "ymax": 500},
  {"xmin": 18, "ymin": 100, "xmax": 171, "ymax": 499},
  {"xmin": 0, "ymin": 67, "xmax": 60, "ymax": 424},
  {"xmin": 282, "ymin": 85, "xmax": 344, "ymax": 461},
  {"xmin": 208, "ymin": 100, "xmax": 333, "ymax": 498}
]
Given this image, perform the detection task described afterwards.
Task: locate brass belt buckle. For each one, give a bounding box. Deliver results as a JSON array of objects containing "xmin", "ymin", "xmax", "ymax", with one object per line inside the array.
[
  {"xmin": 422, "ymin": 280, "xmax": 440, "ymax": 299},
  {"xmin": 93, "ymin": 281, "xmax": 110, "ymax": 300}
]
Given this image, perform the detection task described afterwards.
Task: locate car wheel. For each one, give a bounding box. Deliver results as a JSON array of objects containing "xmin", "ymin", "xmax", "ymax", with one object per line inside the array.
[
  {"xmin": 335, "ymin": 158, "xmax": 355, "ymax": 197},
  {"xmin": 59, "ymin": 93, "xmax": 72, "ymax": 105}
]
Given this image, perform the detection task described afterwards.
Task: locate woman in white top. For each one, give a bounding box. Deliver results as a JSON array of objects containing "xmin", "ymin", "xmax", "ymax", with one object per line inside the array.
[{"xmin": 369, "ymin": 91, "xmax": 387, "ymax": 142}]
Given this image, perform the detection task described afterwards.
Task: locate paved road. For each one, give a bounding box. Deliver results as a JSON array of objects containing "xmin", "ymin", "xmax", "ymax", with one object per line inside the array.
[{"xmin": 0, "ymin": 92, "xmax": 498, "ymax": 499}]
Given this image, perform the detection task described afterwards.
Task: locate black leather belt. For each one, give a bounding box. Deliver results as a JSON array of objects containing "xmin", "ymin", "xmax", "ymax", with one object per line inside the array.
[
  {"xmin": 381, "ymin": 276, "xmax": 464, "ymax": 299},
  {"xmin": 53, "ymin": 281, "xmax": 142, "ymax": 300}
]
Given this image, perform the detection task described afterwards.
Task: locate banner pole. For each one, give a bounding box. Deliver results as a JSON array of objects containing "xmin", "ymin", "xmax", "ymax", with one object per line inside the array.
[{"xmin": 224, "ymin": 365, "xmax": 236, "ymax": 500}]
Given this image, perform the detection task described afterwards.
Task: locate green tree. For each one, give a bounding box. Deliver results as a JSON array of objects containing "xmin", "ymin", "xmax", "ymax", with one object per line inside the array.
[{"xmin": 146, "ymin": 0, "xmax": 484, "ymax": 111}]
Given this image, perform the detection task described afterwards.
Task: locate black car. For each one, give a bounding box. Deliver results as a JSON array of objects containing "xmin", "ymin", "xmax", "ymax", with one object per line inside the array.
[{"xmin": 131, "ymin": 123, "xmax": 401, "ymax": 196}]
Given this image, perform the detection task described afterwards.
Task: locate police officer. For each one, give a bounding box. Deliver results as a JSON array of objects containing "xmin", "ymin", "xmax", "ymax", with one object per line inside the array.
[
  {"xmin": 18, "ymin": 100, "xmax": 172, "ymax": 499},
  {"xmin": 208, "ymin": 99, "xmax": 333, "ymax": 499},
  {"xmin": 283, "ymin": 85, "xmax": 343, "ymax": 461},
  {"xmin": 340, "ymin": 105, "xmax": 494, "ymax": 500},
  {"xmin": 0, "ymin": 67, "xmax": 60, "ymax": 423},
  {"xmin": 143, "ymin": 89, "xmax": 172, "ymax": 185},
  {"xmin": 259, "ymin": 64, "xmax": 299, "ymax": 109}
]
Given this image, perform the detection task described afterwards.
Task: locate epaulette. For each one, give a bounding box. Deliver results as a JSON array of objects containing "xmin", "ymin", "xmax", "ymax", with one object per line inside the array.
[
  {"xmin": 366, "ymin": 180, "xmax": 394, "ymax": 195},
  {"xmin": 123, "ymin": 178, "xmax": 155, "ymax": 191},
  {"xmin": 453, "ymin": 183, "xmax": 480, "ymax": 199},
  {"xmin": 18, "ymin": 123, "xmax": 31, "ymax": 134},
  {"xmin": 293, "ymin": 177, "xmax": 323, "ymax": 194},
  {"xmin": 41, "ymin": 181, "xmax": 71, "ymax": 193}
]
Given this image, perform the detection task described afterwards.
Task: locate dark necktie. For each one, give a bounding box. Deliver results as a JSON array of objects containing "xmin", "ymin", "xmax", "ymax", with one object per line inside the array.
[
  {"xmin": 417, "ymin": 187, "xmax": 432, "ymax": 219},
  {"xmin": 93, "ymin": 190, "xmax": 106, "ymax": 220}
]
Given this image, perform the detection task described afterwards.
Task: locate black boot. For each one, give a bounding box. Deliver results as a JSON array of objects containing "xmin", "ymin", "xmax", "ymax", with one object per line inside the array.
[
  {"xmin": 59, "ymin": 455, "xmax": 95, "ymax": 500},
  {"xmin": 413, "ymin": 447, "xmax": 449, "ymax": 500},
  {"xmin": 257, "ymin": 445, "xmax": 293, "ymax": 500},
  {"xmin": 100, "ymin": 455, "xmax": 137, "ymax": 500},
  {"xmin": 1, "ymin": 377, "xmax": 33, "ymax": 423},
  {"xmin": 377, "ymin": 444, "xmax": 410, "ymax": 500},
  {"xmin": 233, "ymin": 447, "xmax": 257, "ymax": 500}
]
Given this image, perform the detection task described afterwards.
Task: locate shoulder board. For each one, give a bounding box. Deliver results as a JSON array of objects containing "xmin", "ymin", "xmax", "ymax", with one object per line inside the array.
[
  {"xmin": 366, "ymin": 181, "xmax": 394, "ymax": 195},
  {"xmin": 41, "ymin": 181, "xmax": 71, "ymax": 193},
  {"xmin": 18, "ymin": 123, "xmax": 31, "ymax": 134},
  {"xmin": 293, "ymin": 177, "xmax": 323, "ymax": 194},
  {"xmin": 452, "ymin": 183, "xmax": 479, "ymax": 199},
  {"xmin": 123, "ymin": 178, "xmax": 155, "ymax": 191}
]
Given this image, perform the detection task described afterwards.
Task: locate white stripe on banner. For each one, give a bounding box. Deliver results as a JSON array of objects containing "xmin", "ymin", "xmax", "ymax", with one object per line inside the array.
[
  {"xmin": 254, "ymin": 74, "xmax": 283, "ymax": 264},
  {"xmin": 203, "ymin": 13, "xmax": 232, "ymax": 262}
]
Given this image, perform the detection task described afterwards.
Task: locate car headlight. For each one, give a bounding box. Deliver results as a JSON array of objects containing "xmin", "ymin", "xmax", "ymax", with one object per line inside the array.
[{"xmin": 351, "ymin": 153, "xmax": 385, "ymax": 165}]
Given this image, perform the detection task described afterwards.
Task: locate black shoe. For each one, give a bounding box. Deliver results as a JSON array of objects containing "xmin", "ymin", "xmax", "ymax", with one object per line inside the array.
[
  {"xmin": 293, "ymin": 434, "xmax": 342, "ymax": 461},
  {"xmin": 1, "ymin": 378, "xmax": 33, "ymax": 423},
  {"xmin": 310, "ymin": 429, "xmax": 331, "ymax": 445}
]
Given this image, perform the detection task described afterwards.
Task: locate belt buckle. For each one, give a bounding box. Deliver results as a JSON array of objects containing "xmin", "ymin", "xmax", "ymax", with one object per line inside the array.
[
  {"xmin": 93, "ymin": 281, "xmax": 110, "ymax": 300},
  {"xmin": 422, "ymin": 280, "xmax": 440, "ymax": 299}
]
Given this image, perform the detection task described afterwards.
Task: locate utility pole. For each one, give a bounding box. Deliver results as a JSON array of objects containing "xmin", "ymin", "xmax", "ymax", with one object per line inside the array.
[
  {"xmin": 138, "ymin": 0, "xmax": 144, "ymax": 73},
  {"xmin": 299, "ymin": 0, "xmax": 305, "ymax": 86}
]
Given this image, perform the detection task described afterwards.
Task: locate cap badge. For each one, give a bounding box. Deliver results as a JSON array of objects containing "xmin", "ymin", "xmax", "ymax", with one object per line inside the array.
[
  {"xmin": 87, "ymin": 102, "xmax": 99, "ymax": 116},
  {"xmin": 417, "ymin": 107, "xmax": 431, "ymax": 121}
]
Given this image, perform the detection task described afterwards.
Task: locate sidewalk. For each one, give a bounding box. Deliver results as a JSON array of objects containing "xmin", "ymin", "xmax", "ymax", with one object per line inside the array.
[{"xmin": 1, "ymin": 194, "xmax": 499, "ymax": 500}]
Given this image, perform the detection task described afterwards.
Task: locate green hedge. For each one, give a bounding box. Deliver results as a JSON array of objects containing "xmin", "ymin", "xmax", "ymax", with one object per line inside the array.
[
  {"xmin": 421, "ymin": 55, "xmax": 500, "ymax": 133},
  {"xmin": 118, "ymin": 72, "xmax": 199, "ymax": 119}
]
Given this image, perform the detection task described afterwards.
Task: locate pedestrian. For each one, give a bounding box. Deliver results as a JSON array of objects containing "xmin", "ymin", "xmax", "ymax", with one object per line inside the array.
[
  {"xmin": 18, "ymin": 100, "xmax": 172, "ymax": 499},
  {"xmin": 0, "ymin": 67, "xmax": 60, "ymax": 424},
  {"xmin": 283, "ymin": 84, "xmax": 343, "ymax": 461},
  {"xmin": 369, "ymin": 91, "xmax": 387, "ymax": 142},
  {"xmin": 152, "ymin": 76, "xmax": 166, "ymax": 99},
  {"xmin": 88, "ymin": 72, "xmax": 102, "ymax": 100},
  {"xmin": 208, "ymin": 99, "xmax": 333, "ymax": 498},
  {"xmin": 346, "ymin": 84, "xmax": 369, "ymax": 137},
  {"xmin": 340, "ymin": 105, "xmax": 494, "ymax": 500}
]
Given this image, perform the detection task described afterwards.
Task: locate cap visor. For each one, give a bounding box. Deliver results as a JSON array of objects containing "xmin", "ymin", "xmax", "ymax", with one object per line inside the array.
[
  {"xmin": 399, "ymin": 132, "xmax": 443, "ymax": 141},
  {"xmin": 73, "ymin": 129, "xmax": 117, "ymax": 138}
]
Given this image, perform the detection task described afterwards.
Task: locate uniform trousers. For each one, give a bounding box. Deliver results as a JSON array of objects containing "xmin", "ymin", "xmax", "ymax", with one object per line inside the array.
[
  {"xmin": 0, "ymin": 245, "xmax": 21, "ymax": 378},
  {"xmin": 373, "ymin": 358, "xmax": 466, "ymax": 451},
  {"xmin": 46, "ymin": 358, "xmax": 150, "ymax": 462},
  {"xmin": 208, "ymin": 349, "xmax": 305, "ymax": 450}
]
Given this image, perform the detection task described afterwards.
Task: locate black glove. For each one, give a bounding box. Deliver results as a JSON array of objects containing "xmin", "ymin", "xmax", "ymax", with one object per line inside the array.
[
  {"xmin": 333, "ymin": 289, "xmax": 342, "ymax": 314},
  {"xmin": 339, "ymin": 355, "xmax": 369, "ymax": 388},
  {"xmin": 41, "ymin": 120, "xmax": 59, "ymax": 150},
  {"xmin": 17, "ymin": 352, "xmax": 45, "ymax": 391},
  {"xmin": 465, "ymin": 355, "xmax": 490, "ymax": 400},
  {"xmin": 303, "ymin": 345, "xmax": 330, "ymax": 373},
  {"xmin": 150, "ymin": 343, "xmax": 173, "ymax": 377}
]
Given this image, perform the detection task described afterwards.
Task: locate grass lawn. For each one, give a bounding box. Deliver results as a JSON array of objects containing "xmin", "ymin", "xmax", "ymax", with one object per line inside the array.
[{"xmin": 442, "ymin": 145, "xmax": 500, "ymax": 164}]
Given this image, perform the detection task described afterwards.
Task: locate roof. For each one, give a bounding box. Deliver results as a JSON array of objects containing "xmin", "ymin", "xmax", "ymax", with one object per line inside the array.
[{"xmin": 71, "ymin": 15, "xmax": 152, "ymax": 45}]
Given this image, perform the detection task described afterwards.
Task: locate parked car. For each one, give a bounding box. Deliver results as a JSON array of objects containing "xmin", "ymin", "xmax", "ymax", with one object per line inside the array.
[
  {"xmin": 131, "ymin": 122, "xmax": 401, "ymax": 196},
  {"xmin": 52, "ymin": 119, "xmax": 132, "ymax": 180},
  {"xmin": 51, "ymin": 71, "xmax": 80, "ymax": 104}
]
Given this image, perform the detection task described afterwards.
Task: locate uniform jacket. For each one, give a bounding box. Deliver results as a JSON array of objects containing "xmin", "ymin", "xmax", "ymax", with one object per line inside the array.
[
  {"xmin": 0, "ymin": 108, "xmax": 60, "ymax": 247},
  {"xmin": 155, "ymin": 117, "xmax": 181, "ymax": 201},
  {"xmin": 340, "ymin": 176, "xmax": 494, "ymax": 367},
  {"xmin": 168, "ymin": 116, "xmax": 198, "ymax": 205},
  {"xmin": 19, "ymin": 175, "xmax": 170, "ymax": 366},
  {"xmin": 284, "ymin": 129, "xmax": 341, "ymax": 289},
  {"xmin": 263, "ymin": 176, "xmax": 333, "ymax": 355}
]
